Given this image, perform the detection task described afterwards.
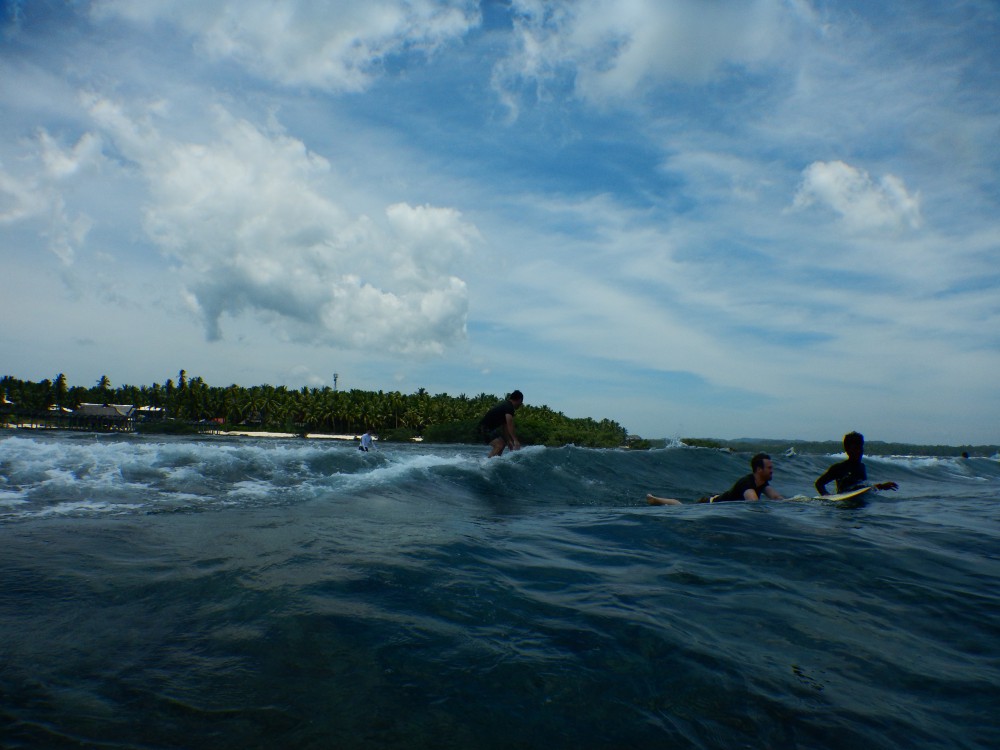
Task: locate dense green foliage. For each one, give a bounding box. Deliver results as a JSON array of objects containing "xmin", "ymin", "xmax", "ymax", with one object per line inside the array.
[
  {"xmin": 0, "ymin": 373, "xmax": 628, "ymax": 449},
  {"xmin": 4, "ymin": 373, "xmax": 993, "ymax": 454}
]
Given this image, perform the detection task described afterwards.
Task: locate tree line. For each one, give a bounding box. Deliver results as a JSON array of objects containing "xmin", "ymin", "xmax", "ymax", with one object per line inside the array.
[
  {"xmin": 681, "ymin": 437, "xmax": 998, "ymax": 458},
  {"xmin": 0, "ymin": 372, "xmax": 630, "ymax": 449}
]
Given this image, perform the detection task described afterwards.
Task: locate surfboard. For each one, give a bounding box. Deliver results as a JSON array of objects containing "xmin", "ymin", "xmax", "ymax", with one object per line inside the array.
[
  {"xmin": 646, "ymin": 494, "xmax": 682, "ymax": 506},
  {"xmin": 651, "ymin": 486, "xmax": 873, "ymax": 506},
  {"xmin": 814, "ymin": 486, "xmax": 872, "ymax": 502}
]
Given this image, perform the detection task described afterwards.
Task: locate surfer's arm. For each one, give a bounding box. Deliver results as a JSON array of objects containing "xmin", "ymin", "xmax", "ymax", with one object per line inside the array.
[
  {"xmin": 814, "ymin": 468, "xmax": 835, "ymax": 496},
  {"xmin": 763, "ymin": 485, "xmax": 783, "ymax": 500},
  {"xmin": 504, "ymin": 414, "xmax": 520, "ymax": 450},
  {"xmin": 647, "ymin": 494, "xmax": 682, "ymax": 506},
  {"xmin": 743, "ymin": 489, "xmax": 760, "ymax": 501}
]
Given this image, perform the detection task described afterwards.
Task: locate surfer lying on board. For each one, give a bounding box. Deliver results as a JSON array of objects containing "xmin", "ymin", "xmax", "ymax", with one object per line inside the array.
[
  {"xmin": 815, "ymin": 431, "xmax": 898, "ymax": 496},
  {"xmin": 647, "ymin": 453, "xmax": 784, "ymax": 506}
]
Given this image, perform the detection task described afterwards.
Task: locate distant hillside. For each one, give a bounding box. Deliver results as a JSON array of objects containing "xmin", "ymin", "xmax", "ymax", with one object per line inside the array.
[{"xmin": 683, "ymin": 437, "xmax": 998, "ymax": 457}]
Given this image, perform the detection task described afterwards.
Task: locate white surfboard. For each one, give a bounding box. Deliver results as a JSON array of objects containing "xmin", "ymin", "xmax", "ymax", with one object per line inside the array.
[{"xmin": 814, "ymin": 486, "xmax": 873, "ymax": 502}]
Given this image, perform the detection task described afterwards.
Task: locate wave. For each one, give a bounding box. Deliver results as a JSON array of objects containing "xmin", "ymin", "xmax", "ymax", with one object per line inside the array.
[
  {"xmin": 1, "ymin": 433, "xmax": 998, "ymax": 522},
  {"xmin": 1, "ymin": 432, "xmax": 998, "ymax": 748}
]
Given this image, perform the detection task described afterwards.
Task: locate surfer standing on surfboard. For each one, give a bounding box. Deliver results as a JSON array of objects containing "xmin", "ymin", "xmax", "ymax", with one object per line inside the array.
[
  {"xmin": 647, "ymin": 452, "xmax": 784, "ymax": 505},
  {"xmin": 359, "ymin": 428, "xmax": 374, "ymax": 452},
  {"xmin": 477, "ymin": 390, "xmax": 524, "ymax": 458},
  {"xmin": 815, "ymin": 431, "xmax": 899, "ymax": 496}
]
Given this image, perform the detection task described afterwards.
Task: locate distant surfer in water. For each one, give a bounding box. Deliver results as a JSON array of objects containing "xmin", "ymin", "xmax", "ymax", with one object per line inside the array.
[
  {"xmin": 359, "ymin": 429, "xmax": 374, "ymax": 452},
  {"xmin": 477, "ymin": 390, "xmax": 523, "ymax": 458},
  {"xmin": 647, "ymin": 452, "xmax": 784, "ymax": 505},
  {"xmin": 815, "ymin": 431, "xmax": 898, "ymax": 496}
]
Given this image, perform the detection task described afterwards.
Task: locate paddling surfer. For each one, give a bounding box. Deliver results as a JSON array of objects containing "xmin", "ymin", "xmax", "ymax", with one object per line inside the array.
[
  {"xmin": 815, "ymin": 431, "xmax": 898, "ymax": 496},
  {"xmin": 647, "ymin": 452, "xmax": 784, "ymax": 506}
]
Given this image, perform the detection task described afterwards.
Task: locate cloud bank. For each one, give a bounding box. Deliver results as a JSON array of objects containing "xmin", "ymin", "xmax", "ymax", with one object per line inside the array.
[
  {"xmin": 2, "ymin": 0, "xmax": 998, "ymax": 444},
  {"xmin": 84, "ymin": 95, "xmax": 476, "ymax": 354},
  {"xmin": 492, "ymin": 0, "xmax": 800, "ymax": 115},
  {"xmin": 92, "ymin": 0, "xmax": 482, "ymax": 92}
]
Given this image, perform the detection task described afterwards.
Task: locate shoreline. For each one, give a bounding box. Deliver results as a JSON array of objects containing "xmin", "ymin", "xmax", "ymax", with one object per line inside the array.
[
  {"xmin": 218, "ymin": 430, "xmax": 359, "ymax": 440},
  {"xmin": 2, "ymin": 424, "xmax": 362, "ymax": 441},
  {"xmin": 3, "ymin": 423, "xmax": 990, "ymax": 454},
  {"xmin": 1, "ymin": 424, "xmax": 420, "ymax": 442},
  {"xmin": 209, "ymin": 429, "xmax": 421, "ymax": 441}
]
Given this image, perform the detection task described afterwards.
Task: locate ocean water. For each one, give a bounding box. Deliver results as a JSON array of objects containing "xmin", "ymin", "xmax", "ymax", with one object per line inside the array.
[{"xmin": 1, "ymin": 432, "xmax": 998, "ymax": 749}]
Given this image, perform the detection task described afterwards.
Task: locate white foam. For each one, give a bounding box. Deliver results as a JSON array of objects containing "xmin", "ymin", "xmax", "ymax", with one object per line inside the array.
[
  {"xmin": 0, "ymin": 489, "xmax": 29, "ymax": 506},
  {"xmin": 33, "ymin": 500, "xmax": 144, "ymax": 517}
]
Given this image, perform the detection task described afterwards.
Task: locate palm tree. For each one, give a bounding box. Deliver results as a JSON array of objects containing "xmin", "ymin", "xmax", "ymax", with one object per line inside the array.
[
  {"xmin": 96, "ymin": 375, "xmax": 112, "ymax": 403},
  {"xmin": 240, "ymin": 389, "xmax": 265, "ymax": 424},
  {"xmin": 54, "ymin": 373, "xmax": 68, "ymax": 407},
  {"xmin": 255, "ymin": 385, "xmax": 286, "ymax": 427},
  {"xmin": 222, "ymin": 386, "xmax": 242, "ymax": 424}
]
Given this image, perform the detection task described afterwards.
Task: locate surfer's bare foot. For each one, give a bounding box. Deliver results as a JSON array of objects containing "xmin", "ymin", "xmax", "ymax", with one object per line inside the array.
[{"xmin": 647, "ymin": 494, "xmax": 681, "ymax": 506}]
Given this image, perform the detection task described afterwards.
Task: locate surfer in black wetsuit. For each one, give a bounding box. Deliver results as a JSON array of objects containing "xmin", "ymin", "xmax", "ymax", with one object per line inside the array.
[
  {"xmin": 647, "ymin": 452, "xmax": 783, "ymax": 505},
  {"xmin": 477, "ymin": 390, "xmax": 524, "ymax": 458},
  {"xmin": 704, "ymin": 452, "xmax": 784, "ymax": 502},
  {"xmin": 815, "ymin": 431, "xmax": 898, "ymax": 496}
]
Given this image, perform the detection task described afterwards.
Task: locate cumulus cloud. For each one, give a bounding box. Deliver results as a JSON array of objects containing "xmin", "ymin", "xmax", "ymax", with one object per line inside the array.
[
  {"xmin": 0, "ymin": 130, "xmax": 102, "ymax": 264},
  {"xmin": 492, "ymin": 0, "xmax": 797, "ymax": 113},
  {"xmin": 84, "ymin": 95, "xmax": 476, "ymax": 354},
  {"xmin": 92, "ymin": 0, "xmax": 481, "ymax": 92},
  {"xmin": 792, "ymin": 160, "xmax": 922, "ymax": 232}
]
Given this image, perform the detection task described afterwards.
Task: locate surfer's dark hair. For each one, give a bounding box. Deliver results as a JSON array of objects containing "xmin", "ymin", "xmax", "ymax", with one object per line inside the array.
[
  {"xmin": 844, "ymin": 431, "xmax": 864, "ymax": 451},
  {"xmin": 509, "ymin": 390, "xmax": 524, "ymax": 402},
  {"xmin": 751, "ymin": 453, "xmax": 771, "ymax": 472}
]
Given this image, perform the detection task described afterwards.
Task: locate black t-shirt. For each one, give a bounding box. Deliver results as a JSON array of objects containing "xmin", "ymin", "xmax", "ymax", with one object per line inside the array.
[
  {"xmin": 714, "ymin": 473, "xmax": 768, "ymax": 502},
  {"xmin": 816, "ymin": 459, "xmax": 867, "ymax": 494},
  {"xmin": 479, "ymin": 400, "xmax": 515, "ymax": 430}
]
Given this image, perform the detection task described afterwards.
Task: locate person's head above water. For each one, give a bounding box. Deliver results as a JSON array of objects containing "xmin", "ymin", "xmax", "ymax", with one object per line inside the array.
[
  {"xmin": 844, "ymin": 431, "xmax": 864, "ymax": 460},
  {"xmin": 750, "ymin": 453, "xmax": 774, "ymax": 483}
]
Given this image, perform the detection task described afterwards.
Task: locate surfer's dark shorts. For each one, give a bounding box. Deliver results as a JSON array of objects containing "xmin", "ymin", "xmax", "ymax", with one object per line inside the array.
[{"xmin": 477, "ymin": 425, "xmax": 502, "ymax": 444}]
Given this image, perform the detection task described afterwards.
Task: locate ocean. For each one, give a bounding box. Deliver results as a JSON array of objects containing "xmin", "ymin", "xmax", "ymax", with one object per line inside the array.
[{"xmin": 1, "ymin": 431, "xmax": 998, "ymax": 749}]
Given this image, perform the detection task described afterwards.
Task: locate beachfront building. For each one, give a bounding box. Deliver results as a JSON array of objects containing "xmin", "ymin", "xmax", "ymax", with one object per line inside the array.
[
  {"xmin": 1, "ymin": 403, "xmax": 138, "ymax": 433},
  {"xmin": 136, "ymin": 405, "xmax": 167, "ymax": 421},
  {"xmin": 69, "ymin": 404, "xmax": 139, "ymax": 432}
]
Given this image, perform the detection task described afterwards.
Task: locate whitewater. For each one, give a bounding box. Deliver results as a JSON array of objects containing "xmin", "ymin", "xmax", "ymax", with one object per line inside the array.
[{"xmin": 1, "ymin": 431, "xmax": 998, "ymax": 749}]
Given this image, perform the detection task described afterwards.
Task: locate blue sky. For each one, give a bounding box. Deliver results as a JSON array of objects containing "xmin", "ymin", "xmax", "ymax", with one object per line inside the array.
[{"xmin": 2, "ymin": 0, "xmax": 998, "ymax": 444}]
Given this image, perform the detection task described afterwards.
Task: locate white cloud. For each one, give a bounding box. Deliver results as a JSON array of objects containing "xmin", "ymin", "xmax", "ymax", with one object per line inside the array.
[
  {"xmin": 92, "ymin": 0, "xmax": 481, "ymax": 92},
  {"xmin": 791, "ymin": 160, "xmax": 922, "ymax": 232},
  {"xmin": 0, "ymin": 168, "xmax": 44, "ymax": 226},
  {"xmin": 2, "ymin": 0, "xmax": 998, "ymax": 444},
  {"xmin": 83, "ymin": 96, "xmax": 475, "ymax": 354},
  {"xmin": 38, "ymin": 130, "xmax": 104, "ymax": 180},
  {"xmin": 493, "ymin": 0, "xmax": 799, "ymax": 111},
  {"xmin": 0, "ymin": 130, "xmax": 102, "ymax": 264}
]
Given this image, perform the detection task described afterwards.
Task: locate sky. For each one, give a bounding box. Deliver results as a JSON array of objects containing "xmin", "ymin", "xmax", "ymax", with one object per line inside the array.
[{"xmin": 2, "ymin": 0, "xmax": 999, "ymax": 445}]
